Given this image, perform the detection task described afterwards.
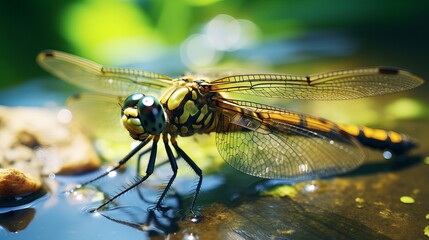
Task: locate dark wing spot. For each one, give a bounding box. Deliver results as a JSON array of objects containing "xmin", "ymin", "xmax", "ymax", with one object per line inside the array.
[
  {"xmin": 158, "ymin": 123, "xmax": 162, "ymax": 129},
  {"xmin": 152, "ymin": 127, "xmax": 156, "ymax": 132},
  {"xmin": 378, "ymin": 67, "xmax": 399, "ymax": 75},
  {"xmin": 143, "ymin": 120, "xmax": 148, "ymax": 126},
  {"xmin": 43, "ymin": 50, "xmax": 55, "ymax": 57},
  {"xmin": 306, "ymin": 76, "xmax": 311, "ymax": 85},
  {"xmin": 70, "ymin": 94, "xmax": 82, "ymax": 100}
]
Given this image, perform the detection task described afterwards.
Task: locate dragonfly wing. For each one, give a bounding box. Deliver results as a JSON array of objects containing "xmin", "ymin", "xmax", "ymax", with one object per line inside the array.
[
  {"xmin": 37, "ymin": 50, "xmax": 173, "ymax": 97},
  {"xmin": 185, "ymin": 69, "xmax": 267, "ymax": 80},
  {"xmin": 209, "ymin": 67, "xmax": 424, "ymax": 100},
  {"xmin": 67, "ymin": 93, "xmax": 130, "ymax": 143},
  {"xmin": 215, "ymin": 99, "xmax": 365, "ymax": 180}
]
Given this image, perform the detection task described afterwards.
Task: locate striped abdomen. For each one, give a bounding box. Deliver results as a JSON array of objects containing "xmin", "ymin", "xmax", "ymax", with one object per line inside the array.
[
  {"xmin": 214, "ymin": 98, "xmax": 417, "ymax": 155},
  {"xmin": 338, "ymin": 123, "xmax": 417, "ymax": 154}
]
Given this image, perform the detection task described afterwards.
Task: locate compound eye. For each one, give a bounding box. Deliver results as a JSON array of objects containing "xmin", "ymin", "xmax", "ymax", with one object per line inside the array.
[
  {"xmin": 122, "ymin": 94, "xmax": 144, "ymax": 110},
  {"xmin": 137, "ymin": 96, "xmax": 166, "ymax": 135}
]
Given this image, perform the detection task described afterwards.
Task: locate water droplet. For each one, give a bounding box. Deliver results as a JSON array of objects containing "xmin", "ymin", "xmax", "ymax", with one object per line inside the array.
[
  {"xmin": 184, "ymin": 233, "xmax": 199, "ymax": 240},
  {"xmin": 383, "ymin": 151, "xmax": 393, "ymax": 160},
  {"xmin": 304, "ymin": 183, "xmax": 317, "ymax": 192},
  {"xmin": 190, "ymin": 215, "xmax": 201, "ymax": 223},
  {"xmin": 108, "ymin": 171, "xmax": 117, "ymax": 178}
]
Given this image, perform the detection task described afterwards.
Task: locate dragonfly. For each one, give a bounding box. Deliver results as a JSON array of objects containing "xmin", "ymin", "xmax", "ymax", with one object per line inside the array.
[{"xmin": 37, "ymin": 50, "xmax": 424, "ymax": 215}]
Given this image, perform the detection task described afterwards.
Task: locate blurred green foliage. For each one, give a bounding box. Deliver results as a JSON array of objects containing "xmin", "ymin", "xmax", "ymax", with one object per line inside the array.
[{"xmin": 1, "ymin": 0, "xmax": 428, "ymax": 89}]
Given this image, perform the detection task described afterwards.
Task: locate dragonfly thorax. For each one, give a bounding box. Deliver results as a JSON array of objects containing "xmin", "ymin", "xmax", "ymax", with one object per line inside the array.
[
  {"xmin": 121, "ymin": 93, "xmax": 167, "ymax": 140},
  {"xmin": 160, "ymin": 78, "xmax": 217, "ymax": 137}
]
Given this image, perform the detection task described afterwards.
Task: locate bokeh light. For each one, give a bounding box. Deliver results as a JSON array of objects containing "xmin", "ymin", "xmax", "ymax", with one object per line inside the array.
[
  {"xmin": 61, "ymin": 0, "xmax": 164, "ymax": 65},
  {"xmin": 180, "ymin": 34, "xmax": 222, "ymax": 68},
  {"xmin": 205, "ymin": 14, "xmax": 260, "ymax": 51},
  {"xmin": 180, "ymin": 14, "xmax": 260, "ymax": 69}
]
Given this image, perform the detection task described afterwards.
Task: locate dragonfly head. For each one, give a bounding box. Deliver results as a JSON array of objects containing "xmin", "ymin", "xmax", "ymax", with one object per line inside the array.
[{"xmin": 121, "ymin": 94, "xmax": 167, "ymax": 140}]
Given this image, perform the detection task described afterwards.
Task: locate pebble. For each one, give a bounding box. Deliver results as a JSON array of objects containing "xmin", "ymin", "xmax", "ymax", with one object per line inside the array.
[{"xmin": 0, "ymin": 106, "xmax": 101, "ymax": 199}]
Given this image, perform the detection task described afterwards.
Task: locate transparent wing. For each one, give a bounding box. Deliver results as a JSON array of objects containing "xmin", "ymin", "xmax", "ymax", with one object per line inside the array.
[
  {"xmin": 209, "ymin": 67, "xmax": 424, "ymax": 100},
  {"xmin": 215, "ymin": 99, "xmax": 366, "ymax": 180},
  {"xmin": 37, "ymin": 50, "xmax": 173, "ymax": 97},
  {"xmin": 67, "ymin": 93, "xmax": 130, "ymax": 143},
  {"xmin": 184, "ymin": 69, "xmax": 267, "ymax": 80}
]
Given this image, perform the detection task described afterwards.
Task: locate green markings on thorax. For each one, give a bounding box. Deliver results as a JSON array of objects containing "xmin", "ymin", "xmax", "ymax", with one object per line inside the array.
[{"xmin": 161, "ymin": 79, "xmax": 217, "ymax": 137}]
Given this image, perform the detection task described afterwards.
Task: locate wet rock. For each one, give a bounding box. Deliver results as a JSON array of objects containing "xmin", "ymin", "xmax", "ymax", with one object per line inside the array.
[
  {"xmin": 0, "ymin": 168, "xmax": 41, "ymax": 198},
  {"xmin": 0, "ymin": 106, "xmax": 101, "ymax": 198}
]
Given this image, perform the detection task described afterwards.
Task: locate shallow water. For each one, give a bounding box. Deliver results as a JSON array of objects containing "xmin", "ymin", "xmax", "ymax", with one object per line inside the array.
[
  {"xmin": 0, "ymin": 168, "xmax": 156, "ymax": 240},
  {"xmin": 0, "ymin": 162, "xmax": 248, "ymax": 239},
  {"xmin": 1, "ymin": 146, "xmax": 429, "ymax": 240}
]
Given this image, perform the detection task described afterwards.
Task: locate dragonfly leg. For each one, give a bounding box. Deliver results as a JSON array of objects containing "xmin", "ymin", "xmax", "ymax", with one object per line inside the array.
[
  {"xmin": 136, "ymin": 147, "xmax": 179, "ymax": 203},
  {"xmin": 66, "ymin": 137, "xmax": 152, "ymax": 193},
  {"xmin": 153, "ymin": 135, "xmax": 178, "ymax": 210},
  {"xmin": 170, "ymin": 137, "xmax": 202, "ymax": 215},
  {"xmin": 136, "ymin": 147, "xmax": 152, "ymax": 176},
  {"xmin": 95, "ymin": 137, "xmax": 159, "ymax": 212},
  {"xmin": 135, "ymin": 147, "xmax": 154, "ymax": 203}
]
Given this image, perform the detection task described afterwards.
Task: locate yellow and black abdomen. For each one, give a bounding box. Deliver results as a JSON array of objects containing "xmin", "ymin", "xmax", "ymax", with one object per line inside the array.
[{"xmin": 338, "ymin": 123, "xmax": 417, "ymax": 154}]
